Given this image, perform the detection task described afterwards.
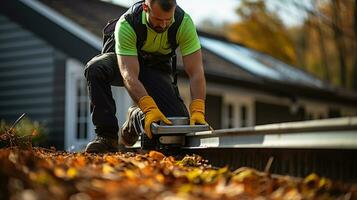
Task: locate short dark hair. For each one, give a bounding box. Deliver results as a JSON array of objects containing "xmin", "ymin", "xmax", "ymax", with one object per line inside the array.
[{"xmin": 150, "ymin": 0, "xmax": 176, "ymax": 12}]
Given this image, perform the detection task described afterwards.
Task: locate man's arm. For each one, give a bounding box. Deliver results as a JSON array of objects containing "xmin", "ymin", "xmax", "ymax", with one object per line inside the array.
[
  {"xmin": 117, "ymin": 55, "xmax": 148, "ymax": 103},
  {"xmin": 117, "ymin": 55, "xmax": 171, "ymax": 138},
  {"xmin": 183, "ymin": 49, "xmax": 209, "ymax": 126},
  {"xmin": 183, "ymin": 49, "xmax": 206, "ymax": 101}
]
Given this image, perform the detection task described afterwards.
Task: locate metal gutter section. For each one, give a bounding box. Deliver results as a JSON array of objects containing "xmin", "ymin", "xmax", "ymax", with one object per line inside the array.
[
  {"xmin": 183, "ymin": 117, "xmax": 357, "ymax": 182},
  {"xmin": 127, "ymin": 117, "xmax": 357, "ymax": 181},
  {"xmin": 185, "ymin": 117, "xmax": 357, "ymax": 149}
]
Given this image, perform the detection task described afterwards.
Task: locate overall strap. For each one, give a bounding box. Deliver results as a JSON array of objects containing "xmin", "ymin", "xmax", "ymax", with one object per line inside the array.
[
  {"xmin": 125, "ymin": 2, "xmax": 185, "ymax": 85},
  {"xmin": 167, "ymin": 6, "xmax": 185, "ymax": 85},
  {"xmin": 167, "ymin": 6, "xmax": 185, "ymax": 53},
  {"xmin": 124, "ymin": 1, "xmax": 147, "ymax": 51}
]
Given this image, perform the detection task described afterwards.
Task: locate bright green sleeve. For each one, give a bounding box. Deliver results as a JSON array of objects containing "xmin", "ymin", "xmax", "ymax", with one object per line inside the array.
[
  {"xmin": 177, "ymin": 13, "xmax": 201, "ymax": 56},
  {"xmin": 114, "ymin": 17, "xmax": 137, "ymax": 56}
]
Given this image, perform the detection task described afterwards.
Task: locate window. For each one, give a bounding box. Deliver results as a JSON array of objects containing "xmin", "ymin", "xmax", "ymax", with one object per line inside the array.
[
  {"xmin": 76, "ymin": 78, "xmax": 88, "ymax": 140},
  {"xmin": 305, "ymin": 105, "xmax": 327, "ymax": 120},
  {"xmin": 65, "ymin": 59, "xmax": 94, "ymax": 151},
  {"xmin": 222, "ymin": 96, "xmax": 254, "ymax": 129}
]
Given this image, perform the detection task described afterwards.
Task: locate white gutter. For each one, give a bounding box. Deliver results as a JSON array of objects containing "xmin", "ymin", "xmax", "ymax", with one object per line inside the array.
[{"xmin": 186, "ymin": 117, "xmax": 357, "ymax": 149}]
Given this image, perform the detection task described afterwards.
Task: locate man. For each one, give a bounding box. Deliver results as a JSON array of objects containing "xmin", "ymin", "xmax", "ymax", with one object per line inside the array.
[{"xmin": 84, "ymin": 0, "xmax": 208, "ymax": 153}]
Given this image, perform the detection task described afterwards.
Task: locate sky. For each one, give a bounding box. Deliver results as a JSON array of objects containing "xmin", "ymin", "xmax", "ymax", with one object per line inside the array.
[
  {"xmin": 110, "ymin": 0, "xmax": 311, "ymax": 28},
  {"xmin": 110, "ymin": 0, "xmax": 239, "ymax": 25}
]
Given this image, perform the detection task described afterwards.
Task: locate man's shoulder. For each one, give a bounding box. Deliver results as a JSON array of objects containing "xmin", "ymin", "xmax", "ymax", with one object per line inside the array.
[
  {"xmin": 174, "ymin": 6, "xmax": 190, "ymax": 23},
  {"xmin": 114, "ymin": 15, "xmax": 136, "ymax": 39},
  {"xmin": 180, "ymin": 12, "xmax": 195, "ymax": 26},
  {"xmin": 116, "ymin": 15, "xmax": 135, "ymax": 31},
  {"xmin": 175, "ymin": 11, "xmax": 196, "ymax": 33},
  {"xmin": 118, "ymin": 14, "xmax": 129, "ymax": 24}
]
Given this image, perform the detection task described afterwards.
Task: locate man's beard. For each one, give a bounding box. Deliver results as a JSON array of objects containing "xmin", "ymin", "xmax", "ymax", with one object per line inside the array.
[
  {"xmin": 148, "ymin": 22, "xmax": 168, "ymax": 33},
  {"xmin": 153, "ymin": 26, "xmax": 167, "ymax": 33}
]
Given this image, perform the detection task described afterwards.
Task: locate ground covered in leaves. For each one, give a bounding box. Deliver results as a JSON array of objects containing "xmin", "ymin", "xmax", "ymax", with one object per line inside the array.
[{"xmin": 0, "ymin": 148, "xmax": 356, "ymax": 200}]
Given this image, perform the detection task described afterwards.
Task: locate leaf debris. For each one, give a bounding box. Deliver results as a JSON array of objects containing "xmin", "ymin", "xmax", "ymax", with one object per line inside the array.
[{"xmin": 0, "ymin": 148, "xmax": 356, "ymax": 200}]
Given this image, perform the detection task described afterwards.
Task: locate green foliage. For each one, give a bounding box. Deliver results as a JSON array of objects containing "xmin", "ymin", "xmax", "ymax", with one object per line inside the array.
[{"xmin": 0, "ymin": 117, "xmax": 47, "ymax": 146}]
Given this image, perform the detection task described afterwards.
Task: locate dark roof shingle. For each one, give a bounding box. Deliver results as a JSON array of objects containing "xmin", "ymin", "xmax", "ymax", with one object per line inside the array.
[{"xmin": 39, "ymin": 0, "xmax": 127, "ymax": 37}]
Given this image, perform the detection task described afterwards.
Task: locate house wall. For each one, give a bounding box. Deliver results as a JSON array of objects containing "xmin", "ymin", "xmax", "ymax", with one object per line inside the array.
[
  {"xmin": 52, "ymin": 51, "xmax": 66, "ymax": 149},
  {"xmin": 0, "ymin": 14, "xmax": 65, "ymax": 149},
  {"xmin": 0, "ymin": 14, "xmax": 133, "ymax": 151},
  {"xmin": 178, "ymin": 76, "xmax": 357, "ymax": 129},
  {"xmin": 178, "ymin": 79, "xmax": 257, "ymax": 129},
  {"xmin": 255, "ymin": 101, "xmax": 305, "ymax": 125},
  {"xmin": 206, "ymin": 94, "xmax": 222, "ymax": 129},
  {"xmin": 301, "ymin": 99, "xmax": 357, "ymax": 119}
]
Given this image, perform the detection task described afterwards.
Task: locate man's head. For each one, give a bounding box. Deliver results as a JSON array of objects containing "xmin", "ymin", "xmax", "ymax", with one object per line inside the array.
[{"xmin": 143, "ymin": 0, "xmax": 176, "ymax": 33}]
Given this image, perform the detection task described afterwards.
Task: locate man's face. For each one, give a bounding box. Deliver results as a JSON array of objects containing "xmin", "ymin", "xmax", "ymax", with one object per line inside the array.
[{"xmin": 144, "ymin": 2, "xmax": 175, "ymax": 33}]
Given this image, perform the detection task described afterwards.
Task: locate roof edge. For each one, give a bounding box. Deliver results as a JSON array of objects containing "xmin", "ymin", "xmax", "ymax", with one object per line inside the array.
[{"xmin": 21, "ymin": 0, "xmax": 101, "ymax": 50}]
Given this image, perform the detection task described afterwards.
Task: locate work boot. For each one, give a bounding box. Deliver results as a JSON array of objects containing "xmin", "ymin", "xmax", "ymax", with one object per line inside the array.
[
  {"xmin": 120, "ymin": 106, "xmax": 144, "ymax": 146},
  {"xmin": 85, "ymin": 136, "xmax": 118, "ymax": 153}
]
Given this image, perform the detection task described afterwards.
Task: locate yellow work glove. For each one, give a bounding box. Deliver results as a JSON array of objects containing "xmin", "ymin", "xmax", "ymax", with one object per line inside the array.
[
  {"xmin": 138, "ymin": 96, "xmax": 172, "ymax": 139},
  {"xmin": 189, "ymin": 99, "xmax": 208, "ymax": 125}
]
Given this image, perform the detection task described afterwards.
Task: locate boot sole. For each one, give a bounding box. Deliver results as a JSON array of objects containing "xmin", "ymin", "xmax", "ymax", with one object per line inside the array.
[{"xmin": 85, "ymin": 142, "xmax": 117, "ymax": 153}]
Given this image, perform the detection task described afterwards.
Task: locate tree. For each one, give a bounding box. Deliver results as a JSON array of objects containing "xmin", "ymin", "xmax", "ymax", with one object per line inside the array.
[
  {"xmin": 226, "ymin": 0, "xmax": 297, "ymax": 64},
  {"xmin": 312, "ymin": 0, "xmax": 331, "ymax": 82},
  {"xmin": 353, "ymin": 0, "xmax": 357, "ymax": 90},
  {"xmin": 332, "ymin": 0, "xmax": 348, "ymax": 87},
  {"xmin": 315, "ymin": 0, "xmax": 356, "ymax": 88},
  {"xmin": 225, "ymin": 0, "xmax": 357, "ymax": 90}
]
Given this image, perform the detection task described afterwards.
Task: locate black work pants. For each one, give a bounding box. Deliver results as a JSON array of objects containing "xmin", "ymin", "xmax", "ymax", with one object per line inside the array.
[{"xmin": 84, "ymin": 53, "xmax": 189, "ymax": 139}]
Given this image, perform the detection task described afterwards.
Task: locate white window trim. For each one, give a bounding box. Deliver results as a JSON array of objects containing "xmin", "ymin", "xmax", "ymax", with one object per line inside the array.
[
  {"xmin": 222, "ymin": 95, "xmax": 255, "ymax": 128},
  {"xmin": 65, "ymin": 59, "xmax": 94, "ymax": 151},
  {"xmin": 305, "ymin": 104, "xmax": 328, "ymax": 120}
]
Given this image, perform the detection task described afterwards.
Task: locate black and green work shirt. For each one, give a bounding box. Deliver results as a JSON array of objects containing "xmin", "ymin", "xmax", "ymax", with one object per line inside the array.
[{"xmin": 114, "ymin": 9, "xmax": 201, "ymax": 57}]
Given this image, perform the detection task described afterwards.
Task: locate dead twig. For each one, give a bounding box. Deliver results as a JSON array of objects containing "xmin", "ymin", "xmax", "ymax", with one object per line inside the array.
[
  {"xmin": 8, "ymin": 113, "xmax": 26, "ymax": 134},
  {"xmin": 264, "ymin": 157, "xmax": 274, "ymax": 174},
  {"xmin": 1, "ymin": 113, "xmax": 32, "ymax": 149}
]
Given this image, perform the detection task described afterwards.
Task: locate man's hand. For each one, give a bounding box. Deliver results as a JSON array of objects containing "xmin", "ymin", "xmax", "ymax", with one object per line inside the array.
[
  {"xmin": 138, "ymin": 96, "xmax": 172, "ymax": 139},
  {"xmin": 189, "ymin": 99, "xmax": 208, "ymax": 125}
]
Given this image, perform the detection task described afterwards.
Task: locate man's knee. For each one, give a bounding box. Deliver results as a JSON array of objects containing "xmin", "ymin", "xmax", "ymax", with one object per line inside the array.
[
  {"xmin": 84, "ymin": 56, "xmax": 107, "ymax": 81},
  {"xmin": 85, "ymin": 53, "xmax": 118, "ymax": 81}
]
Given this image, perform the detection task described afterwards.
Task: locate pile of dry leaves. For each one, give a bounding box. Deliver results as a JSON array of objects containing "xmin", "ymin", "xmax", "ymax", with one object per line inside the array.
[{"xmin": 0, "ymin": 147, "xmax": 356, "ymax": 200}]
